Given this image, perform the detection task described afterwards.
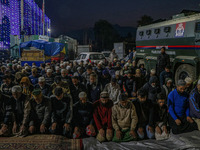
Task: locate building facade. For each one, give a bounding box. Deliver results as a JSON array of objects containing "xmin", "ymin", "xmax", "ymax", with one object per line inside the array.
[{"xmin": 0, "ymin": 0, "xmax": 50, "ymax": 49}]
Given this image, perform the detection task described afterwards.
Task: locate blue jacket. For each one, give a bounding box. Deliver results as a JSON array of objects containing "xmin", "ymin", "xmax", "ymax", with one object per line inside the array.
[
  {"xmin": 168, "ymin": 89, "xmax": 190, "ymax": 120},
  {"xmin": 29, "ymin": 75, "xmax": 38, "ymax": 86},
  {"xmin": 189, "ymin": 87, "xmax": 200, "ymax": 119}
]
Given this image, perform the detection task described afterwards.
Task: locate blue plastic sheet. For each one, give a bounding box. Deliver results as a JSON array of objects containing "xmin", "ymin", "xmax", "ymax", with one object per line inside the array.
[{"xmin": 20, "ymin": 40, "xmax": 64, "ymax": 56}]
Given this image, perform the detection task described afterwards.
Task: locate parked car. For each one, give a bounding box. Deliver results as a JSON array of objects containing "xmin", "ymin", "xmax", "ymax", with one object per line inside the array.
[
  {"xmin": 76, "ymin": 52, "xmax": 107, "ymax": 64},
  {"xmin": 101, "ymin": 51, "xmax": 111, "ymax": 62}
]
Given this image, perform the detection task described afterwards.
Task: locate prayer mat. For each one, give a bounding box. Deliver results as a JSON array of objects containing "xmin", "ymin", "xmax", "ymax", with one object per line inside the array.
[{"xmin": 0, "ymin": 134, "xmax": 83, "ymax": 150}]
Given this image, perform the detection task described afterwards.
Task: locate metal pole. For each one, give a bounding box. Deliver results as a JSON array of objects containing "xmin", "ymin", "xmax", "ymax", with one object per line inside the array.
[{"xmin": 43, "ymin": 0, "xmax": 45, "ymax": 35}]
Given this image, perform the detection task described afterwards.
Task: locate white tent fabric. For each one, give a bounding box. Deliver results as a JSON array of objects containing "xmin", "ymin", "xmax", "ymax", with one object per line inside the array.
[{"xmin": 83, "ymin": 131, "xmax": 200, "ymax": 150}]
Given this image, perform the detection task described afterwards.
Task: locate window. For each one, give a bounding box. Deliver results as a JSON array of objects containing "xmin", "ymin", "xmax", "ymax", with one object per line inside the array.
[
  {"xmin": 195, "ymin": 22, "xmax": 200, "ymax": 33},
  {"xmin": 154, "ymin": 29, "xmax": 160, "ymax": 34},
  {"xmin": 139, "ymin": 31, "xmax": 144, "ymax": 36},
  {"xmin": 146, "ymin": 30, "xmax": 151, "ymax": 35},
  {"xmin": 77, "ymin": 54, "xmax": 82, "ymax": 60},
  {"xmin": 89, "ymin": 54, "xmax": 105, "ymax": 60},
  {"xmin": 82, "ymin": 54, "xmax": 87, "ymax": 59},
  {"xmin": 103, "ymin": 52, "xmax": 110, "ymax": 57},
  {"xmin": 164, "ymin": 27, "xmax": 171, "ymax": 33}
]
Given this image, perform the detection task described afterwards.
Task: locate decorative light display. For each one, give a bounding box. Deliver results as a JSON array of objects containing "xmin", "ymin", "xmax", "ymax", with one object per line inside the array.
[{"xmin": 0, "ymin": 0, "xmax": 51, "ymax": 49}]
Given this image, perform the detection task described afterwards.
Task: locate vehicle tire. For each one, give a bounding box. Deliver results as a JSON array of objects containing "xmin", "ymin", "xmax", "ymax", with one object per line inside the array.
[
  {"xmin": 175, "ymin": 64, "xmax": 196, "ymax": 85},
  {"xmin": 137, "ymin": 59, "xmax": 145, "ymax": 67}
]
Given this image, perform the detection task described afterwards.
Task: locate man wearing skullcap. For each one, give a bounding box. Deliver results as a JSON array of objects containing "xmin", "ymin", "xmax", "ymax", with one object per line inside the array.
[
  {"xmin": 70, "ymin": 75, "xmax": 87, "ymax": 104},
  {"xmin": 115, "ymin": 70, "xmax": 123, "ymax": 88},
  {"xmin": 104, "ymin": 77, "xmax": 121, "ymax": 104},
  {"xmin": 72, "ymin": 92, "xmax": 95, "ymax": 139},
  {"xmin": 185, "ymin": 77, "xmax": 193, "ymax": 94},
  {"xmin": 34, "ymin": 77, "xmax": 52, "ymax": 97},
  {"xmin": 168, "ymin": 80, "xmax": 198, "ymax": 134},
  {"xmin": 161, "ymin": 78, "xmax": 174, "ymax": 98},
  {"xmin": 28, "ymin": 89, "xmax": 51, "ymax": 134},
  {"xmin": 1, "ymin": 75, "xmax": 15, "ymax": 96},
  {"xmin": 189, "ymin": 79, "xmax": 200, "ymax": 130},
  {"xmin": 1, "ymin": 86, "xmax": 31, "ymax": 136},
  {"xmin": 49, "ymin": 87, "xmax": 73, "ymax": 137},
  {"xmin": 112, "ymin": 93, "xmax": 138, "ymax": 142},
  {"xmin": 93, "ymin": 91, "xmax": 113, "ymax": 142},
  {"xmin": 43, "ymin": 69, "xmax": 54, "ymax": 85}
]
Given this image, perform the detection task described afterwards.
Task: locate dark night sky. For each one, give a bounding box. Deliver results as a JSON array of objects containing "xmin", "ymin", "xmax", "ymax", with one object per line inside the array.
[{"xmin": 36, "ymin": 0, "xmax": 200, "ymax": 37}]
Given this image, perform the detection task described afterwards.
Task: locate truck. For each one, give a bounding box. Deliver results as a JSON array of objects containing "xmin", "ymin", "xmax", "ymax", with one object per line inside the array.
[
  {"xmin": 77, "ymin": 45, "xmax": 92, "ymax": 55},
  {"xmin": 114, "ymin": 42, "xmax": 135, "ymax": 60},
  {"xmin": 136, "ymin": 12, "xmax": 200, "ymax": 83}
]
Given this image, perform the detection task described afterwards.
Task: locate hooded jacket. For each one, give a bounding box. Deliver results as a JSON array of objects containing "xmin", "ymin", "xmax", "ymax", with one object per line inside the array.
[{"xmin": 143, "ymin": 76, "xmax": 161, "ymax": 103}]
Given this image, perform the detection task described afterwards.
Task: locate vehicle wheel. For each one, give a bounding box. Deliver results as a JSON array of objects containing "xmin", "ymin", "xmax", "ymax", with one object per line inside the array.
[
  {"xmin": 175, "ymin": 64, "xmax": 196, "ymax": 85},
  {"xmin": 137, "ymin": 59, "xmax": 145, "ymax": 68}
]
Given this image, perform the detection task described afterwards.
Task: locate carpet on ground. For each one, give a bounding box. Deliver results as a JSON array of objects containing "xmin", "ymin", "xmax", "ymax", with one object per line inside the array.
[{"xmin": 0, "ymin": 134, "xmax": 83, "ymax": 150}]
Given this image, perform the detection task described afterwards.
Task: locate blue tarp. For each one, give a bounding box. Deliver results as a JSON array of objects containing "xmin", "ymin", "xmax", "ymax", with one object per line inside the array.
[{"xmin": 20, "ymin": 40, "xmax": 64, "ymax": 56}]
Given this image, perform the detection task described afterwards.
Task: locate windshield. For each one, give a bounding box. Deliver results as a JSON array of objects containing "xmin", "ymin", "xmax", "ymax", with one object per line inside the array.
[
  {"xmin": 89, "ymin": 54, "xmax": 105, "ymax": 60},
  {"xmin": 103, "ymin": 53, "xmax": 110, "ymax": 57}
]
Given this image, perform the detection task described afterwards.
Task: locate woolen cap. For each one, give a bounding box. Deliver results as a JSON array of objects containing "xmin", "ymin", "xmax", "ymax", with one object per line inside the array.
[{"xmin": 100, "ymin": 91, "xmax": 109, "ymax": 98}]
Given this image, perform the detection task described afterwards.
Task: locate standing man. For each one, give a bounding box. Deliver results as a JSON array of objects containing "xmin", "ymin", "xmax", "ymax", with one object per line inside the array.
[
  {"xmin": 109, "ymin": 49, "xmax": 118, "ymax": 63},
  {"xmin": 157, "ymin": 47, "xmax": 170, "ymax": 76},
  {"xmin": 168, "ymin": 80, "xmax": 197, "ymax": 134}
]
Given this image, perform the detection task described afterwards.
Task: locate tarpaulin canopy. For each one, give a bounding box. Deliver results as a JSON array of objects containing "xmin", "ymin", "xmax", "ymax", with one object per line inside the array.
[{"xmin": 20, "ymin": 40, "xmax": 65, "ymax": 56}]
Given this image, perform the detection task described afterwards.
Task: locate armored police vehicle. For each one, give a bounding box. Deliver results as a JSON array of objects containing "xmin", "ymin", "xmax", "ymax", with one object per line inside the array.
[{"xmin": 136, "ymin": 12, "xmax": 200, "ymax": 83}]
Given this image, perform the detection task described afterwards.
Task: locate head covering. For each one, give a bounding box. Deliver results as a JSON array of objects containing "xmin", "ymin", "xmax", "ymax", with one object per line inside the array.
[
  {"xmin": 32, "ymin": 89, "xmax": 41, "ymax": 96},
  {"xmin": 149, "ymin": 76, "xmax": 158, "ymax": 84},
  {"xmin": 66, "ymin": 66, "xmax": 71, "ymax": 70},
  {"xmin": 20, "ymin": 77, "xmax": 32, "ymax": 86},
  {"xmin": 100, "ymin": 91, "xmax": 109, "ymax": 98},
  {"xmin": 150, "ymin": 69, "xmax": 156, "ymax": 74},
  {"xmin": 61, "ymin": 69, "xmax": 66, "ymax": 73},
  {"xmin": 119, "ymin": 93, "xmax": 128, "ymax": 101},
  {"xmin": 54, "ymin": 87, "xmax": 63, "ymax": 96},
  {"xmin": 47, "ymin": 69, "xmax": 52, "ymax": 73},
  {"xmin": 165, "ymin": 78, "xmax": 173, "ymax": 84},
  {"xmin": 79, "ymin": 92, "xmax": 87, "ymax": 98},
  {"xmin": 102, "ymin": 70, "xmax": 109, "ymax": 75},
  {"xmin": 135, "ymin": 69, "xmax": 141, "ymax": 73},
  {"xmin": 115, "ymin": 71, "xmax": 120, "ymax": 76},
  {"xmin": 32, "ymin": 68, "xmax": 37, "ymax": 72},
  {"xmin": 25, "ymin": 66, "xmax": 29, "ymax": 70},
  {"xmin": 76, "ymin": 67, "xmax": 81, "ymax": 72},
  {"xmin": 157, "ymin": 93, "xmax": 166, "ymax": 100},
  {"xmin": 55, "ymin": 66, "xmax": 60, "ymax": 70},
  {"xmin": 12, "ymin": 85, "xmax": 22, "ymax": 93},
  {"xmin": 185, "ymin": 77, "xmax": 193, "ymax": 84},
  {"xmin": 38, "ymin": 77, "xmax": 45, "ymax": 82},
  {"xmin": 177, "ymin": 80, "xmax": 186, "ymax": 86},
  {"xmin": 198, "ymin": 79, "xmax": 200, "ymax": 85}
]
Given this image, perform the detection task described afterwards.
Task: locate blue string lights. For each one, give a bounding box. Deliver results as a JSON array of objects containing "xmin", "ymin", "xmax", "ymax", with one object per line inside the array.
[{"xmin": 0, "ymin": 0, "xmax": 51, "ymax": 49}]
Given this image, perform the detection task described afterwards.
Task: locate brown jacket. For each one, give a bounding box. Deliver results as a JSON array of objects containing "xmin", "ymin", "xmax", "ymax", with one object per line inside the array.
[{"xmin": 112, "ymin": 101, "xmax": 138, "ymax": 131}]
